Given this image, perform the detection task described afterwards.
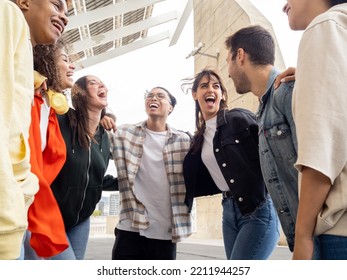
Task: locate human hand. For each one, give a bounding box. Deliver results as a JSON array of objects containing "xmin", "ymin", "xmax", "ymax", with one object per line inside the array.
[
  {"xmin": 274, "ymin": 67, "xmax": 296, "ymax": 89},
  {"xmin": 292, "ymin": 236, "xmax": 314, "ymax": 260},
  {"xmin": 100, "ymin": 115, "xmax": 117, "ymax": 132}
]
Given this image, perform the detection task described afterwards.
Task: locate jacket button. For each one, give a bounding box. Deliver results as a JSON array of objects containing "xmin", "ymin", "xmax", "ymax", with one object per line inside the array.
[
  {"xmin": 230, "ymin": 179, "xmax": 235, "ymax": 183},
  {"xmin": 215, "ymin": 148, "xmax": 219, "ymax": 152},
  {"xmin": 222, "ymin": 163, "xmax": 226, "ymax": 167},
  {"xmin": 277, "ymin": 130, "xmax": 282, "ymax": 136},
  {"xmin": 235, "ymin": 139, "xmax": 239, "ymax": 143},
  {"xmin": 238, "ymin": 197, "xmax": 244, "ymax": 202}
]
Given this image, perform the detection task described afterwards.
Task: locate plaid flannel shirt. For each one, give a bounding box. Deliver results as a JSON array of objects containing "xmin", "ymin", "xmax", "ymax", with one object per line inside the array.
[{"xmin": 110, "ymin": 121, "xmax": 192, "ymax": 242}]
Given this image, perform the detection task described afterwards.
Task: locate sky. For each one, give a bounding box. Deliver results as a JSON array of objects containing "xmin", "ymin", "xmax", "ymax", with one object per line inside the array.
[{"xmin": 75, "ymin": 0, "xmax": 303, "ymax": 135}]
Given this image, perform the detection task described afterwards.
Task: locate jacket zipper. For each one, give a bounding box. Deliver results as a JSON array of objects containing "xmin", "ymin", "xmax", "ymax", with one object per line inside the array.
[{"xmin": 73, "ymin": 139, "xmax": 91, "ymax": 227}]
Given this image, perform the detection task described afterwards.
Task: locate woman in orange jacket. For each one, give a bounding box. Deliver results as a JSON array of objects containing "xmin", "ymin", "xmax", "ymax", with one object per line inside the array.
[{"xmin": 25, "ymin": 39, "xmax": 75, "ymax": 259}]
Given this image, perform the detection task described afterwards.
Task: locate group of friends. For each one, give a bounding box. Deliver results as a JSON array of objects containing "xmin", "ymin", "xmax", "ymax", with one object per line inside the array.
[{"xmin": 1, "ymin": 0, "xmax": 347, "ymax": 261}]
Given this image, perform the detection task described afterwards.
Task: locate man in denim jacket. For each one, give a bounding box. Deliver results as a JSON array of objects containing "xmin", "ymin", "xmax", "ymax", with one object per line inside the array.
[{"xmin": 225, "ymin": 25, "xmax": 298, "ymax": 252}]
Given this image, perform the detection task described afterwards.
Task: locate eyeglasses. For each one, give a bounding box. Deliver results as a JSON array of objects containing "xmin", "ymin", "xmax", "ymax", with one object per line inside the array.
[{"xmin": 144, "ymin": 91, "xmax": 171, "ymax": 104}]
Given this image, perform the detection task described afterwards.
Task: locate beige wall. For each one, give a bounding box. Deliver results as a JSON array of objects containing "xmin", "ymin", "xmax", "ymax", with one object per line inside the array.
[
  {"xmin": 193, "ymin": 194, "xmax": 223, "ymax": 239},
  {"xmin": 106, "ymin": 215, "xmax": 119, "ymax": 234},
  {"xmin": 190, "ymin": 0, "xmax": 287, "ymax": 246},
  {"xmin": 192, "ymin": 0, "xmax": 285, "ymax": 112}
]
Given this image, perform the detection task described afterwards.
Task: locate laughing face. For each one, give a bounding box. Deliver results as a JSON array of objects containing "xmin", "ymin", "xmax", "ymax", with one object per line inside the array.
[
  {"xmin": 145, "ymin": 87, "xmax": 173, "ymax": 119},
  {"xmin": 56, "ymin": 48, "xmax": 75, "ymax": 89},
  {"xmin": 226, "ymin": 50, "xmax": 252, "ymax": 95},
  {"xmin": 22, "ymin": 0, "xmax": 69, "ymax": 46},
  {"xmin": 193, "ymin": 75, "xmax": 225, "ymax": 121},
  {"xmin": 86, "ymin": 76, "xmax": 108, "ymax": 110}
]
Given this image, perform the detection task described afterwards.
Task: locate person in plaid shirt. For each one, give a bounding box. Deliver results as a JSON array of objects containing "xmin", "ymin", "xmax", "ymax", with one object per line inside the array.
[{"xmin": 109, "ymin": 86, "xmax": 192, "ymax": 260}]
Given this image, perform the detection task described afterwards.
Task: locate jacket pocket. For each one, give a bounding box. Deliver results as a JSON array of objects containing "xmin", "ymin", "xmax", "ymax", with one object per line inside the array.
[
  {"xmin": 221, "ymin": 129, "xmax": 259, "ymax": 166},
  {"xmin": 264, "ymin": 123, "xmax": 296, "ymax": 161}
]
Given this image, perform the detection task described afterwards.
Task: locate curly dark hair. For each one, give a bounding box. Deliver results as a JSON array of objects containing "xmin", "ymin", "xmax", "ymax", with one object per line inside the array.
[{"xmin": 33, "ymin": 39, "xmax": 67, "ymax": 92}]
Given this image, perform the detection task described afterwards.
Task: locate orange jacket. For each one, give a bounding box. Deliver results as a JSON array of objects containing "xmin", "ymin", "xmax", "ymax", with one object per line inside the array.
[{"xmin": 27, "ymin": 92, "xmax": 68, "ymax": 257}]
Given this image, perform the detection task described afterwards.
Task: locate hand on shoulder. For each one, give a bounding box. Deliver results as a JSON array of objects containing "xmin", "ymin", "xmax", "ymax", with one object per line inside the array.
[{"xmin": 274, "ymin": 67, "xmax": 296, "ymax": 89}]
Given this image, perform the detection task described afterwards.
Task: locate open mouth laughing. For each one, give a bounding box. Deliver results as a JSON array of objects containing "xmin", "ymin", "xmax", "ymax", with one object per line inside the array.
[
  {"xmin": 52, "ymin": 19, "xmax": 65, "ymax": 35},
  {"xmin": 149, "ymin": 103, "xmax": 159, "ymax": 109},
  {"xmin": 205, "ymin": 95, "xmax": 216, "ymax": 105}
]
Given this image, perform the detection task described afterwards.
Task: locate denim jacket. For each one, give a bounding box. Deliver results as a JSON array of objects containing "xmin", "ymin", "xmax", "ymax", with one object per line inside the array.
[
  {"xmin": 184, "ymin": 108, "xmax": 267, "ymax": 216},
  {"xmin": 257, "ymin": 67, "xmax": 298, "ymax": 251}
]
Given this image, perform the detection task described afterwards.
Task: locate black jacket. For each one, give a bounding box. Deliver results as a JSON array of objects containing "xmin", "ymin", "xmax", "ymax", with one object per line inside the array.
[
  {"xmin": 51, "ymin": 113, "xmax": 114, "ymax": 230},
  {"xmin": 184, "ymin": 108, "xmax": 267, "ymax": 215}
]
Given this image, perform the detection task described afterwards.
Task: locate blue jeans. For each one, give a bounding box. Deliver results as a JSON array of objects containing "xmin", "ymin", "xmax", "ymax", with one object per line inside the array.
[
  {"xmin": 51, "ymin": 217, "xmax": 90, "ymax": 260},
  {"xmin": 222, "ymin": 194, "xmax": 280, "ymax": 260},
  {"xmin": 24, "ymin": 231, "xmax": 43, "ymax": 260},
  {"xmin": 17, "ymin": 232, "xmax": 26, "ymax": 260},
  {"xmin": 313, "ymin": 234, "xmax": 347, "ymax": 260}
]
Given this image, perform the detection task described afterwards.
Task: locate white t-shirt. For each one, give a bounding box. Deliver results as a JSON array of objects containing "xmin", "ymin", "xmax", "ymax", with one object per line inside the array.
[
  {"xmin": 118, "ymin": 128, "xmax": 172, "ymax": 240},
  {"xmin": 293, "ymin": 4, "xmax": 347, "ymax": 236},
  {"xmin": 40, "ymin": 97, "xmax": 50, "ymax": 151},
  {"xmin": 202, "ymin": 116, "xmax": 229, "ymax": 191}
]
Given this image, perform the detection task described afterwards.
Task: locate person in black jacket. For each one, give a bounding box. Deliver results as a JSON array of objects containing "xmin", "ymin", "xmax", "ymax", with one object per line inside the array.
[
  {"xmin": 50, "ymin": 75, "xmax": 116, "ymax": 260},
  {"xmin": 182, "ymin": 68, "xmax": 279, "ymax": 260}
]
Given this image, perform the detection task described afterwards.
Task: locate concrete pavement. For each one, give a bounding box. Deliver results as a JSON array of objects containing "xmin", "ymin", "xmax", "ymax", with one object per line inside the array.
[{"xmin": 85, "ymin": 235, "xmax": 292, "ymax": 260}]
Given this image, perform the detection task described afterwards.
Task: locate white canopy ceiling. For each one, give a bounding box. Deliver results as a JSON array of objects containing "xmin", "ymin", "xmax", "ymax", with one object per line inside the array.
[{"xmin": 62, "ymin": 0, "xmax": 193, "ymax": 70}]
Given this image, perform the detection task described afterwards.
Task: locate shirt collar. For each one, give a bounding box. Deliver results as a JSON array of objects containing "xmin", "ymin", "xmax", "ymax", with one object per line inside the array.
[
  {"xmin": 136, "ymin": 120, "xmax": 179, "ymax": 139},
  {"xmin": 259, "ymin": 67, "xmax": 279, "ymax": 105}
]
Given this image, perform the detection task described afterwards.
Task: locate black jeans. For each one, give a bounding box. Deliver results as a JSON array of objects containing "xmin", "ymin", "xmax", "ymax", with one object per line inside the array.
[{"xmin": 112, "ymin": 228, "xmax": 177, "ymax": 260}]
